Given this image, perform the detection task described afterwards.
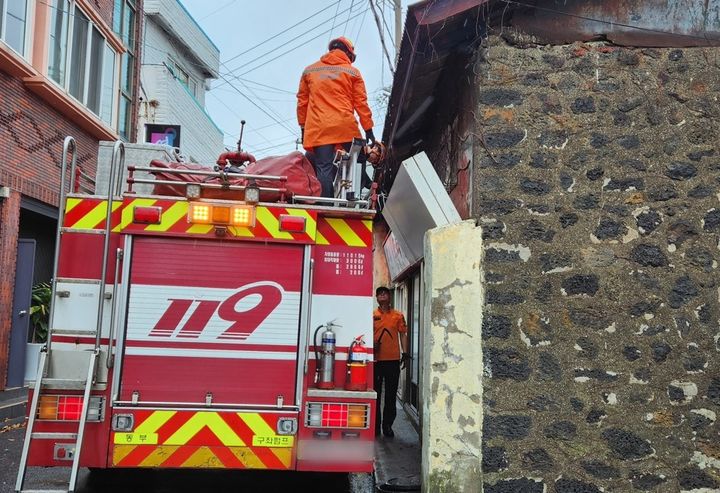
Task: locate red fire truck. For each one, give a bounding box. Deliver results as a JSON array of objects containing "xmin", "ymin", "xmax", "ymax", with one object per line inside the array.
[{"xmin": 15, "ymin": 137, "xmax": 379, "ymax": 492}]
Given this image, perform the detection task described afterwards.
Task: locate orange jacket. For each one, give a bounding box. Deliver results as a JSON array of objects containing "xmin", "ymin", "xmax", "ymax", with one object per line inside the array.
[
  {"xmin": 373, "ymin": 308, "xmax": 407, "ymax": 362},
  {"xmin": 297, "ymin": 49, "xmax": 374, "ymax": 148}
]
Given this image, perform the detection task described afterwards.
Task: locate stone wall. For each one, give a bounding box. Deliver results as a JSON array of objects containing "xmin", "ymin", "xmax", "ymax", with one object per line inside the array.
[{"xmin": 435, "ymin": 35, "xmax": 720, "ymax": 491}]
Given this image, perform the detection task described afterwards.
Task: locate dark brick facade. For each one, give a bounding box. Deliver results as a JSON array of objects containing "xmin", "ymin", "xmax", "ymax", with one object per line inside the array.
[{"xmin": 424, "ymin": 35, "xmax": 720, "ymax": 491}]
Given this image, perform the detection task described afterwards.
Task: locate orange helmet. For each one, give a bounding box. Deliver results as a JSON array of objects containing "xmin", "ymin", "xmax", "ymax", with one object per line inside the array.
[{"xmin": 328, "ymin": 36, "xmax": 356, "ymax": 62}]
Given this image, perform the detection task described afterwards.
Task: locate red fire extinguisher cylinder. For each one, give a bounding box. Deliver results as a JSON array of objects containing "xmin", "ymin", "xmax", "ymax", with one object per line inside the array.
[{"xmin": 346, "ymin": 336, "xmax": 368, "ymax": 391}]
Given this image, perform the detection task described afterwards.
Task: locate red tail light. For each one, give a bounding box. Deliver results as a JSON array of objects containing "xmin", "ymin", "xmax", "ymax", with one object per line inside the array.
[
  {"xmin": 306, "ymin": 402, "xmax": 369, "ymax": 428},
  {"xmin": 57, "ymin": 396, "xmax": 84, "ymax": 420},
  {"xmin": 37, "ymin": 395, "xmax": 105, "ymax": 421},
  {"xmin": 133, "ymin": 206, "xmax": 162, "ymax": 224},
  {"xmin": 279, "ymin": 214, "xmax": 306, "ymax": 233}
]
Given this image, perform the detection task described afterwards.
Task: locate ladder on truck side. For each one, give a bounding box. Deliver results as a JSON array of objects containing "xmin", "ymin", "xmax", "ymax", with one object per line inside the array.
[{"xmin": 15, "ymin": 138, "xmax": 126, "ymax": 493}]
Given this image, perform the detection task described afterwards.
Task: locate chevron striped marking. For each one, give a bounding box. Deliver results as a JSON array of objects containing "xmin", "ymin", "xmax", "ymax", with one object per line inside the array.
[
  {"xmin": 69, "ymin": 201, "xmax": 123, "ymax": 230},
  {"xmin": 114, "ymin": 198, "xmax": 158, "ymax": 232},
  {"xmin": 63, "ymin": 198, "xmax": 370, "ymax": 246},
  {"xmin": 164, "ymin": 412, "xmax": 245, "ymax": 446},
  {"xmin": 112, "ymin": 411, "xmax": 294, "ymax": 469}
]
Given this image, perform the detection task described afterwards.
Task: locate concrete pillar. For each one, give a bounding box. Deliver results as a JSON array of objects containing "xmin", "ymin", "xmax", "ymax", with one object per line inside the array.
[{"xmin": 422, "ymin": 220, "xmax": 483, "ymax": 493}]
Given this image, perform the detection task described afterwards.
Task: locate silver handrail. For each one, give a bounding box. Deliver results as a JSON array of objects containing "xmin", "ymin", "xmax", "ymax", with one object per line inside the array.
[
  {"xmin": 95, "ymin": 141, "xmax": 124, "ymax": 350},
  {"xmin": 130, "ymin": 178, "xmax": 285, "ymax": 194},
  {"xmin": 46, "ymin": 137, "xmax": 77, "ymax": 351},
  {"xmin": 129, "ymin": 165, "xmax": 287, "ymax": 182},
  {"xmin": 106, "ymin": 248, "xmax": 123, "ymax": 368}
]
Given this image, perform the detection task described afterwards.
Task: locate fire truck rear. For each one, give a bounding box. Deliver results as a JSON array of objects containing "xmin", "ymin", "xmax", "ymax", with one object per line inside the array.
[{"xmin": 15, "ymin": 138, "xmax": 378, "ymax": 492}]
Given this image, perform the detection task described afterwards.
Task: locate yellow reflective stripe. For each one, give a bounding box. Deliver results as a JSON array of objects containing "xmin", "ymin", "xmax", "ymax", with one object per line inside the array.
[
  {"xmin": 139, "ymin": 445, "xmax": 181, "ymax": 467},
  {"xmin": 228, "ymin": 226, "xmax": 254, "ymax": 237},
  {"xmin": 136, "ymin": 410, "xmax": 177, "ymax": 434},
  {"xmin": 326, "ymin": 218, "xmax": 364, "ymax": 246},
  {"xmin": 256, "ymin": 207, "xmax": 292, "ymax": 240},
  {"xmin": 72, "ymin": 201, "xmax": 122, "ymax": 230},
  {"xmin": 114, "ymin": 198, "xmax": 157, "ymax": 232},
  {"xmin": 187, "ymin": 223, "xmax": 214, "ymax": 234},
  {"xmin": 239, "ymin": 413, "xmax": 275, "ymax": 436},
  {"xmin": 164, "ymin": 412, "xmax": 245, "ymax": 446},
  {"xmin": 112, "ymin": 444, "xmax": 137, "ymax": 465},
  {"xmin": 315, "ymin": 231, "xmax": 329, "ymax": 245},
  {"xmin": 361, "ymin": 219, "xmax": 372, "ymax": 232},
  {"xmin": 272, "ymin": 448, "xmax": 293, "ymax": 468},
  {"xmin": 285, "ymin": 209, "xmax": 317, "ymax": 239},
  {"xmin": 145, "ymin": 201, "xmax": 187, "ymax": 232},
  {"xmin": 229, "ymin": 446, "xmax": 266, "ymax": 469},
  {"xmin": 181, "ymin": 447, "xmax": 224, "ymax": 468},
  {"xmin": 114, "ymin": 432, "xmax": 158, "ymax": 444},
  {"xmin": 65, "ymin": 198, "xmax": 82, "ymax": 214},
  {"xmin": 240, "ymin": 414, "xmax": 293, "ymax": 467}
]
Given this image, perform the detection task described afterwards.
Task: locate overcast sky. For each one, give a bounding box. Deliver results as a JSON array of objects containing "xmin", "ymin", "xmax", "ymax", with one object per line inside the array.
[{"xmin": 179, "ymin": 0, "xmax": 406, "ymax": 159}]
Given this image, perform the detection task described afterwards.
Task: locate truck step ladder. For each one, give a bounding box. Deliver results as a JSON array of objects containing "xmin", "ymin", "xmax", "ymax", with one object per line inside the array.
[
  {"xmin": 15, "ymin": 349, "xmax": 99, "ymax": 493},
  {"xmin": 15, "ymin": 139, "xmax": 125, "ymax": 493}
]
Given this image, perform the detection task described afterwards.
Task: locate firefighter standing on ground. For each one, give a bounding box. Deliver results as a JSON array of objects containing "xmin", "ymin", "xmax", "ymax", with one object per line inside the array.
[
  {"xmin": 373, "ymin": 286, "xmax": 408, "ymax": 438},
  {"xmin": 296, "ymin": 37, "xmax": 375, "ymax": 197}
]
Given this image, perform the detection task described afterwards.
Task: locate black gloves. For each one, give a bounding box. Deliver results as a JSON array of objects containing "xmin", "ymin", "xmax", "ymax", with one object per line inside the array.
[
  {"xmin": 365, "ymin": 128, "xmax": 375, "ymax": 145},
  {"xmin": 300, "ymin": 127, "xmax": 305, "ymax": 142}
]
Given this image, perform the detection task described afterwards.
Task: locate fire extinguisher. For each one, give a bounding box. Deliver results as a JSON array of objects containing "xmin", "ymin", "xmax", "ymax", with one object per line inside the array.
[
  {"xmin": 314, "ymin": 323, "xmax": 337, "ymax": 389},
  {"xmin": 345, "ymin": 335, "xmax": 368, "ymax": 391}
]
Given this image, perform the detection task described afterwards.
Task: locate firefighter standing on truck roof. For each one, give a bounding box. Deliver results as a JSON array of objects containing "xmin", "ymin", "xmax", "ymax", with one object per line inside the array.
[
  {"xmin": 373, "ymin": 286, "xmax": 408, "ymax": 438},
  {"xmin": 296, "ymin": 36, "xmax": 375, "ymax": 198}
]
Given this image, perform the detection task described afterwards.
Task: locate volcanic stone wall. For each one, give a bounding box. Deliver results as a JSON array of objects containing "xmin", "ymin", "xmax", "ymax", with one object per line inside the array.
[{"xmin": 441, "ymin": 35, "xmax": 719, "ymax": 491}]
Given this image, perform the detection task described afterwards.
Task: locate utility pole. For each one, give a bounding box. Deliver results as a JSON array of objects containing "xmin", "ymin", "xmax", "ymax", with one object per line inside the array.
[{"xmin": 394, "ymin": 0, "xmax": 402, "ymax": 60}]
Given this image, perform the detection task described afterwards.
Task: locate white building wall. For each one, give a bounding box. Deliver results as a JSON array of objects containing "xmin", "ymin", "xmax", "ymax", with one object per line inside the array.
[
  {"xmin": 138, "ymin": 2, "xmax": 222, "ymax": 164},
  {"xmin": 144, "ymin": 0, "xmax": 220, "ymax": 76},
  {"xmin": 142, "ymin": 19, "xmax": 209, "ymax": 104}
]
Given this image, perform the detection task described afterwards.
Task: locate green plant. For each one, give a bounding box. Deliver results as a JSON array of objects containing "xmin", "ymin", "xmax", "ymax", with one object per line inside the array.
[{"xmin": 29, "ymin": 282, "xmax": 52, "ymax": 343}]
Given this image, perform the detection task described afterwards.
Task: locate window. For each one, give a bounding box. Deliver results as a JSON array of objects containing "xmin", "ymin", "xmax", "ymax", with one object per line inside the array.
[
  {"xmin": 0, "ymin": 0, "xmax": 29, "ymax": 55},
  {"xmin": 169, "ymin": 60, "xmax": 197, "ymax": 96},
  {"xmin": 113, "ymin": 0, "xmax": 136, "ymax": 140},
  {"xmin": 47, "ymin": 0, "xmax": 117, "ymax": 128}
]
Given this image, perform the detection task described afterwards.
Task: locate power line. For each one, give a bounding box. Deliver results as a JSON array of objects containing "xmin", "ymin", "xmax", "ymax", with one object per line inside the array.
[
  {"xmin": 343, "ymin": 0, "xmax": 356, "ymax": 36},
  {"xmin": 233, "ymin": 7, "xmax": 370, "ymax": 79},
  {"xmin": 216, "ymin": 71, "xmax": 297, "ymax": 137},
  {"xmin": 222, "ymin": 2, "xmax": 366, "ymax": 77},
  {"xmin": 353, "ymin": 8, "xmax": 369, "ymax": 43},
  {"xmin": 207, "ymin": 92, "xmax": 277, "ymax": 147},
  {"xmin": 368, "ymin": 0, "xmax": 395, "ymax": 74},
  {"xmin": 328, "ymin": 0, "xmax": 343, "ymax": 42},
  {"xmin": 198, "ymin": 0, "xmax": 239, "ymax": 21},
  {"xmin": 222, "ymin": 0, "xmax": 341, "ymax": 66}
]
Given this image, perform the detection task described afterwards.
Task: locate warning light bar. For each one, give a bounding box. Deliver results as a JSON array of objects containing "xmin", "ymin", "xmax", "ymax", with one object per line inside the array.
[
  {"xmin": 305, "ymin": 402, "xmax": 369, "ymax": 429},
  {"xmin": 187, "ymin": 202, "xmax": 255, "ymax": 227},
  {"xmin": 37, "ymin": 395, "xmax": 105, "ymax": 422}
]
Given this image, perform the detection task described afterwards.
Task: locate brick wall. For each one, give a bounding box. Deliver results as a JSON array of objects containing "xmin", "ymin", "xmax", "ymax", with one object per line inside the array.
[
  {"xmin": 0, "ymin": 72, "xmax": 101, "ymax": 204},
  {"xmin": 426, "ymin": 35, "xmax": 720, "ymax": 492},
  {"xmin": 479, "ymin": 37, "xmax": 720, "ymax": 492}
]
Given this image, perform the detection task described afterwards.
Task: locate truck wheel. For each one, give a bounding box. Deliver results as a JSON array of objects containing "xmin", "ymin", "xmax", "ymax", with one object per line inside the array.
[{"xmin": 349, "ymin": 471, "xmax": 375, "ymax": 493}]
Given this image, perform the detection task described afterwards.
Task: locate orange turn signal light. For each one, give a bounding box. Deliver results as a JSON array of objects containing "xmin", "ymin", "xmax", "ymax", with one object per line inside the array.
[{"xmin": 188, "ymin": 202, "xmax": 255, "ymax": 227}]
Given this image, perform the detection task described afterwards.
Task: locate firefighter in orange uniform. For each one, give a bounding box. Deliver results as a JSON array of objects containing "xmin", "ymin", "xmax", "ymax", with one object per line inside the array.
[
  {"xmin": 372, "ymin": 286, "xmax": 408, "ymax": 438},
  {"xmin": 297, "ymin": 37, "xmax": 375, "ymax": 197}
]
